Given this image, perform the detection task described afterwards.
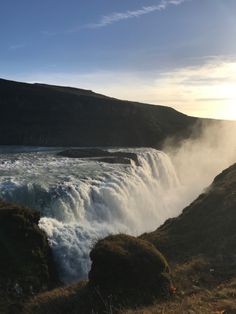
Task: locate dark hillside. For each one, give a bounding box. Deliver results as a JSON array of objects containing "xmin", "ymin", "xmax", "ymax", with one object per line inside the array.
[
  {"xmin": 142, "ymin": 163, "xmax": 236, "ymax": 268},
  {"xmin": 0, "ymin": 78, "xmax": 197, "ymax": 147}
]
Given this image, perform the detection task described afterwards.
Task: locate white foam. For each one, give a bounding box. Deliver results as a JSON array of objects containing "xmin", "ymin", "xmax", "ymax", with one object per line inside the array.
[{"xmin": 0, "ymin": 148, "xmax": 184, "ymax": 282}]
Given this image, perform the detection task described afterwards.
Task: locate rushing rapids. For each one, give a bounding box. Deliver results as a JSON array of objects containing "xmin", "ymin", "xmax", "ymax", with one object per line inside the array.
[{"xmin": 0, "ymin": 147, "xmax": 186, "ymax": 282}]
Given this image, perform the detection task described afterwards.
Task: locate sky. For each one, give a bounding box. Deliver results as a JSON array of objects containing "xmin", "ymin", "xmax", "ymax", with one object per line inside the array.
[{"xmin": 1, "ymin": 0, "xmax": 236, "ymax": 120}]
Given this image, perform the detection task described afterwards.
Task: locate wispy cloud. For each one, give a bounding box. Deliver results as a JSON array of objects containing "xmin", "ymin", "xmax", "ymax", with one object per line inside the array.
[
  {"xmin": 9, "ymin": 43, "xmax": 26, "ymax": 50},
  {"xmin": 43, "ymin": 0, "xmax": 189, "ymax": 35},
  {"xmin": 40, "ymin": 30, "xmax": 58, "ymax": 37},
  {"xmin": 86, "ymin": 0, "xmax": 187, "ymax": 29}
]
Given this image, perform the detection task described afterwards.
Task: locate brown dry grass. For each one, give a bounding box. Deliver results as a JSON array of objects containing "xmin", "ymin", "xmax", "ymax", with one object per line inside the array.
[
  {"xmin": 122, "ymin": 281, "xmax": 236, "ymax": 314},
  {"xmin": 122, "ymin": 258, "xmax": 236, "ymax": 314},
  {"xmin": 24, "ymin": 281, "xmax": 88, "ymax": 314},
  {"xmin": 23, "ymin": 256, "xmax": 236, "ymax": 314}
]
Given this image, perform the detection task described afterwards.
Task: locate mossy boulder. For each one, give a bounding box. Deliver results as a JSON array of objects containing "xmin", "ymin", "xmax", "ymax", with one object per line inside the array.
[
  {"xmin": 89, "ymin": 234, "xmax": 172, "ymax": 304},
  {"xmin": 0, "ymin": 200, "xmax": 58, "ymax": 301}
]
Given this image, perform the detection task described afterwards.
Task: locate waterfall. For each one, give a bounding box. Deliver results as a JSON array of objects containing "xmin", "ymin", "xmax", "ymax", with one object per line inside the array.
[{"xmin": 0, "ymin": 148, "xmax": 183, "ymax": 283}]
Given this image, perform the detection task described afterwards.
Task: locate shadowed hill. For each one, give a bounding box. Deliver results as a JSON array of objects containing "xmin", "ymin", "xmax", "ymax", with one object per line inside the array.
[{"xmin": 0, "ymin": 78, "xmax": 197, "ymax": 147}]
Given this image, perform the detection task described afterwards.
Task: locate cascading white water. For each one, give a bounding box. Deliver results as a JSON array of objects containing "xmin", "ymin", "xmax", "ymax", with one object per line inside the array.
[{"xmin": 0, "ymin": 147, "xmax": 185, "ymax": 283}]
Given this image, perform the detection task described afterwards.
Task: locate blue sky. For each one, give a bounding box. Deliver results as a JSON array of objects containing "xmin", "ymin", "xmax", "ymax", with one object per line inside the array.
[{"xmin": 1, "ymin": 0, "xmax": 236, "ymax": 119}]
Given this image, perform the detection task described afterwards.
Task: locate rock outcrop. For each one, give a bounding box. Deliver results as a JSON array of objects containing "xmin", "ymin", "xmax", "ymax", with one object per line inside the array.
[
  {"xmin": 58, "ymin": 148, "xmax": 140, "ymax": 165},
  {"xmin": 89, "ymin": 234, "xmax": 172, "ymax": 301},
  {"xmin": 0, "ymin": 200, "xmax": 59, "ymax": 313}
]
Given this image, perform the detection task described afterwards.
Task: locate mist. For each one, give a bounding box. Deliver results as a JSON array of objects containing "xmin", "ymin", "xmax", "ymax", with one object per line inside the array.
[{"xmin": 164, "ymin": 119, "xmax": 236, "ymax": 208}]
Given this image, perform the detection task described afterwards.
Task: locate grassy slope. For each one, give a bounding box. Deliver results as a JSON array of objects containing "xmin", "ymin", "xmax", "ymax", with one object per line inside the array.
[
  {"xmin": 142, "ymin": 163, "xmax": 236, "ymax": 265},
  {"xmin": 0, "ymin": 78, "xmax": 196, "ymax": 147}
]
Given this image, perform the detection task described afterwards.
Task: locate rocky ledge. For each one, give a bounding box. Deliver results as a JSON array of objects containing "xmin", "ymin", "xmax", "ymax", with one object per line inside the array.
[{"xmin": 57, "ymin": 148, "xmax": 140, "ymax": 166}]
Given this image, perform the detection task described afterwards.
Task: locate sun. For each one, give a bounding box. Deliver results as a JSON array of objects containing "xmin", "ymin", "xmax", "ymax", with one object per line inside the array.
[
  {"xmin": 195, "ymin": 67, "xmax": 236, "ymax": 120},
  {"xmin": 212, "ymin": 103, "xmax": 236, "ymax": 121},
  {"xmin": 223, "ymin": 104, "xmax": 236, "ymax": 120},
  {"xmin": 214, "ymin": 83, "xmax": 236, "ymax": 120}
]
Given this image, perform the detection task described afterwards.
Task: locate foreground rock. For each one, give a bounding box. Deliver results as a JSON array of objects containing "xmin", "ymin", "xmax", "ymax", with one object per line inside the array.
[
  {"xmin": 0, "ymin": 200, "xmax": 58, "ymax": 313},
  {"xmin": 58, "ymin": 148, "xmax": 140, "ymax": 166},
  {"xmin": 89, "ymin": 234, "xmax": 172, "ymax": 300}
]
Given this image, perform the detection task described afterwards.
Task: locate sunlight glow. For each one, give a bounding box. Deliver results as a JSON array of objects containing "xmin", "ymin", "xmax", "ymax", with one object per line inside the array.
[
  {"xmin": 24, "ymin": 59, "xmax": 236, "ymax": 120},
  {"xmin": 152, "ymin": 60, "xmax": 236, "ymax": 120}
]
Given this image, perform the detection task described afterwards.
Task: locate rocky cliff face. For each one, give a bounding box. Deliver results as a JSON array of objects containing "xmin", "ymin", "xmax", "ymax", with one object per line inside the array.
[{"xmin": 0, "ymin": 78, "xmax": 197, "ymax": 147}]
